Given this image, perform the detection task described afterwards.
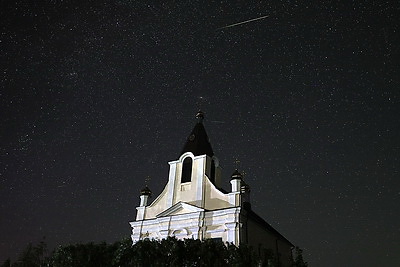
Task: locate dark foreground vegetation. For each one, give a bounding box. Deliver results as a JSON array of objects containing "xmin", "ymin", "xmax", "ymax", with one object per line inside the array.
[{"xmin": 1, "ymin": 237, "xmax": 307, "ymax": 267}]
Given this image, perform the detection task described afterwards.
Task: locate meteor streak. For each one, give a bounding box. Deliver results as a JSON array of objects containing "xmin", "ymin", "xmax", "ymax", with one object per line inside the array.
[{"xmin": 217, "ymin": 15, "xmax": 269, "ymax": 30}]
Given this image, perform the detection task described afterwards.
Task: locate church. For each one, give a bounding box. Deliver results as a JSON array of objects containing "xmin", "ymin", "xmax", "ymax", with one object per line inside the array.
[{"xmin": 130, "ymin": 111, "xmax": 294, "ymax": 266}]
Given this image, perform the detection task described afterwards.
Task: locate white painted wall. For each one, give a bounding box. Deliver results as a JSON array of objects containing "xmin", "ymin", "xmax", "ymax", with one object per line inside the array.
[{"xmin": 130, "ymin": 152, "xmax": 293, "ymax": 265}]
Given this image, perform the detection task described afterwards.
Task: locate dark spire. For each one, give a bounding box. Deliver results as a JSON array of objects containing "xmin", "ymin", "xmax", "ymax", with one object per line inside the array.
[{"xmin": 180, "ymin": 111, "xmax": 214, "ymax": 157}]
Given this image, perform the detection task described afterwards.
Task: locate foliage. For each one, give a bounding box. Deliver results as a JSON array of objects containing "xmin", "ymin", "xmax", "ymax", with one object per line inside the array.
[
  {"xmin": 50, "ymin": 241, "xmax": 118, "ymax": 267},
  {"xmin": 0, "ymin": 258, "xmax": 11, "ymax": 267},
  {"xmin": 4, "ymin": 237, "xmax": 307, "ymax": 267},
  {"xmin": 11, "ymin": 240, "xmax": 48, "ymax": 267},
  {"xmin": 293, "ymin": 246, "xmax": 308, "ymax": 267},
  {"xmin": 112, "ymin": 238, "xmax": 135, "ymax": 267}
]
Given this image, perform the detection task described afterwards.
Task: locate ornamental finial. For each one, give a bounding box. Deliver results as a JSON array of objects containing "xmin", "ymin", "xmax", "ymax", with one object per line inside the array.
[{"xmin": 195, "ymin": 110, "xmax": 204, "ymax": 123}]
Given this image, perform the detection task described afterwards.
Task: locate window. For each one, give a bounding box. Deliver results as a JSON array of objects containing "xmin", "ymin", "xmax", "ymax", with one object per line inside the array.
[{"xmin": 181, "ymin": 157, "xmax": 192, "ymax": 183}]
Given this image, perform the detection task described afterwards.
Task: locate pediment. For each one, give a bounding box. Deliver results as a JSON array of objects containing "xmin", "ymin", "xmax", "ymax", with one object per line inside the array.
[{"xmin": 156, "ymin": 202, "xmax": 204, "ymax": 218}]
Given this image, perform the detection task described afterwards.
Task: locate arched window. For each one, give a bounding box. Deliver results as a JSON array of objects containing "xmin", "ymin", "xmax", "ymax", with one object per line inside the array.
[
  {"xmin": 181, "ymin": 157, "xmax": 192, "ymax": 183},
  {"xmin": 210, "ymin": 159, "xmax": 216, "ymax": 184}
]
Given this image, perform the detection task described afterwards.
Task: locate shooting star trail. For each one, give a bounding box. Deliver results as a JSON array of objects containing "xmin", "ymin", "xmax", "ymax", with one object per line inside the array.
[{"xmin": 216, "ymin": 15, "xmax": 269, "ymax": 30}]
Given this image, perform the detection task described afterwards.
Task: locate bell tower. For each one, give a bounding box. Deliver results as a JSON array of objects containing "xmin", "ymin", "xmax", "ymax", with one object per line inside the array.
[{"xmin": 129, "ymin": 111, "xmax": 294, "ymax": 266}]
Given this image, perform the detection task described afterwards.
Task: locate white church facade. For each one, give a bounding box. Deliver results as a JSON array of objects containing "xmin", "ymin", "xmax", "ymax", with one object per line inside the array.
[{"xmin": 130, "ymin": 111, "xmax": 294, "ymax": 266}]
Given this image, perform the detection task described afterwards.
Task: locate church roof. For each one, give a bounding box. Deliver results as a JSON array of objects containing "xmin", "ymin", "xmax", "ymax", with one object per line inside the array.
[
  {"xmin": 244, "ymin": 205, "xmax": 294, "ymax": 247},
  {"xmin": 180, "ymin": 111, "xmax": 214, "ymax": 157}
]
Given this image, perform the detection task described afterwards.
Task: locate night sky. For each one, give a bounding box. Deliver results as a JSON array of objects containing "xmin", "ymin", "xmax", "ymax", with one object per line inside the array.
[{"xmin": 1, "ymin": 1, "xmax": 399, "ymax": 266}]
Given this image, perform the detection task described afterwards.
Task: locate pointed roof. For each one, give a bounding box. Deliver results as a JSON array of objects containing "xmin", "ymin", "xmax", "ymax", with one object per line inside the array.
[
  {"xmin": 180, "ymin": 111, "xmax": 214, "ymax": 157},
  {"xmin": 230, "ymin": 169, "xmax": 243, "ymax": 180},
  {"xmin": 140, "ymin": 186, "xmax": 152, "ymax": 196}
]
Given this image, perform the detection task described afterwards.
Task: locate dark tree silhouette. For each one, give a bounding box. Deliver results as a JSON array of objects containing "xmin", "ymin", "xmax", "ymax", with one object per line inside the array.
[
  {"xmin": 5, "ymin": 237, "xmax": 307, "ymax": 267},
  {"xmin": 0, "ymin": 258, "xmax": 11, "ymax": 267},
  {"xmin": 11, "ymin": 239, "xmax": 47, "ymax": 267},
  {"xmin": 50, "ymin": 241, "xmax": 118, "ymax": 267},
  {"xmin": 293, "ymin": 246, "xmax": 308, "ymax": 267}
]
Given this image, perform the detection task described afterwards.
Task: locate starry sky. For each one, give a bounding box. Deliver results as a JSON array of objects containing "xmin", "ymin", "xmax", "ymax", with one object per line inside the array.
[{"xmin": 1, "ymin": 1, "xmax": 399, "ymax": 266}]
